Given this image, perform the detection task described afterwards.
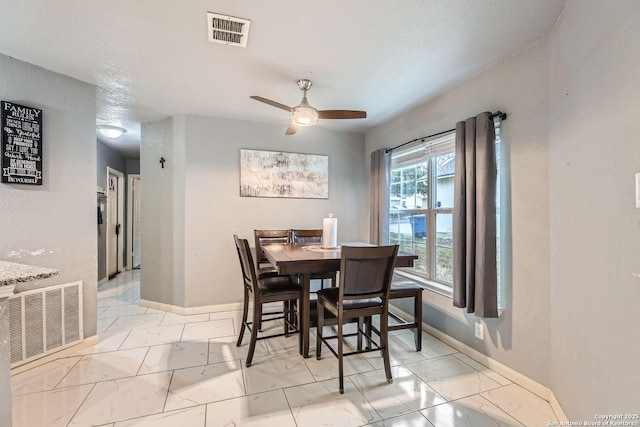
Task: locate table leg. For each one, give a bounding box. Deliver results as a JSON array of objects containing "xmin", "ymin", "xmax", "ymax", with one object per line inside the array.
[{"xmin": 300, "ymin": 273, "xmax": 311, "ymax": 357}]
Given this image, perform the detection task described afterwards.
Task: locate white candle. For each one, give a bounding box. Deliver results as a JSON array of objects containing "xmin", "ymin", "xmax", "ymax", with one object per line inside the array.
[{"xmin": 322, "ymin": 214, "xmax": 338, "ymax": 248}]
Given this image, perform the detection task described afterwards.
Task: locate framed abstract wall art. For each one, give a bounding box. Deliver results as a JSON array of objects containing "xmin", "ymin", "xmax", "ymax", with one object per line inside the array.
[{"xmin": 240, "ymin": 149, "xmax": 328, "ymax": 199}]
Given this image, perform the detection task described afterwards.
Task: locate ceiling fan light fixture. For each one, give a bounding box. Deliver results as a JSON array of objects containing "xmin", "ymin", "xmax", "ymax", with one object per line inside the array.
[
  {"xmin": 97, "ymin": 125, "xmax": 127, "ymax": 139},
  {"xmin": 251, "ymin": 79, "xmax": 367, "ymax": 134},
  {"xmin": 290, "ymin": 105, "xmax": 318, "ymax": 126}
]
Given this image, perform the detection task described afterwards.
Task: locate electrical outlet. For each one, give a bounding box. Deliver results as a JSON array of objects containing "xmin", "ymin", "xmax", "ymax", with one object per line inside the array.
[{"xmin": 475, "ymin": 322, "xmax": 484, "ymax": 340}]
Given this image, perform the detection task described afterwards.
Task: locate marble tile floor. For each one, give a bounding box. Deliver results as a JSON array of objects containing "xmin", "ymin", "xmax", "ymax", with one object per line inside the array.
[{"xmin": 11, "ymin": 270, "xmax": 560, "ymax": 427}]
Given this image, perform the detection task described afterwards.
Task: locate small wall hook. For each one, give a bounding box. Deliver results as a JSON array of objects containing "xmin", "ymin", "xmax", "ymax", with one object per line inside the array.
[{"xmin": 159, "ymin": 157, "xmax": 166, "ymax": 168}]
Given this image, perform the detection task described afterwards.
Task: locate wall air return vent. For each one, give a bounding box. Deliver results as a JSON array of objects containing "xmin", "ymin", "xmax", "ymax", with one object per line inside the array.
[
  {"xmin": 9, "ymin": 281, "xmax": 84, "ymax": 367},
  {"xmin": 207, "ymin": 12, "xmax": 251, "ymax": 48}
]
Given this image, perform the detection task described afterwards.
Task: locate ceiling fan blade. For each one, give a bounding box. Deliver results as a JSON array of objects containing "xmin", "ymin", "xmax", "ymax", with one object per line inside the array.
[
  {"xmin": 285, "ymin": 124, "xmax": 299, "ymax": 135},
  {"xmin": 250, "ymin": 96, "xmax": 292, "ymax": 112},
  {"xmin": 318, "ymin": 110, "xmax": 367, "ymax": 120}
]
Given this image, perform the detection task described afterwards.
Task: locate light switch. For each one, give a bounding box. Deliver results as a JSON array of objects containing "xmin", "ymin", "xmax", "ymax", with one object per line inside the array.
[{"xmin": 636, "ymin": 173, "xmax": 640, "ymax": 208}]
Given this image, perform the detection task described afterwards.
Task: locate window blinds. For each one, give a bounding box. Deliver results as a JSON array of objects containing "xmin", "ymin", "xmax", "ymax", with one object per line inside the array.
[{"xmin": 391, "ymin": 131, "xmax": 455, "ymax": 168}]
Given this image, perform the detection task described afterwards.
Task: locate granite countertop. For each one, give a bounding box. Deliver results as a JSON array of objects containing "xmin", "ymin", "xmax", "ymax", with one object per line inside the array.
[{"xmin": 0, "ymin": 260, "xmax": 58, "ymax": 287}]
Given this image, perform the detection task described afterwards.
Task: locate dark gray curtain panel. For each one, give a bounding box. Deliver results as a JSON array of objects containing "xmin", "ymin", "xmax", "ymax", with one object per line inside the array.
[
  {"xmin": 453, "ymin": 112, "xmax": 498, "ymax": 318},
  {"xmin": 370, "ymin": 149, "xmax": 390, "ymax": 245}
]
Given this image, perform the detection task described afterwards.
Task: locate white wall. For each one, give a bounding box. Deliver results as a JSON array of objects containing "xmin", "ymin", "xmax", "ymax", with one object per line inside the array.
[
  {"xmin": 0, "ymin": 54, "xmax": 98, "ymax": 337},
  {"xmin": 141, "ymin": 115, "xmax": 366, "ymax": 307},
  {"xmin": 366, "ymin": 42, "xmax": 552, "ymax": 386},
  {"xmin": 548, "ymin": 0, "xmax": 640, "ymax": 416}
]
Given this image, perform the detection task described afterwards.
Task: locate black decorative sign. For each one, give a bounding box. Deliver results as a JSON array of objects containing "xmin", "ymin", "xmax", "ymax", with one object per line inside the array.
[{"xmin": 1, "ymin": 101, "xmax": 43, "ymax": 185}]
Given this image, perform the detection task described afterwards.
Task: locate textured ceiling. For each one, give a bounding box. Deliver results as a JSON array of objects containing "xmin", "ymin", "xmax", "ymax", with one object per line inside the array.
[{"xmin": 0, "ymin": 0, "xmax": 566, "ymax": 158}]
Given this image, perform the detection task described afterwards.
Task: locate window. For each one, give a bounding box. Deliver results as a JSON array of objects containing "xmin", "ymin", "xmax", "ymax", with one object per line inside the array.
[
  {"xmin": 388, "ymin": 132, "xmax": 456, "ymax": 287},
  {"xmin": 387, "ymin": 124, "xmax": 502, "ymax": 296}
]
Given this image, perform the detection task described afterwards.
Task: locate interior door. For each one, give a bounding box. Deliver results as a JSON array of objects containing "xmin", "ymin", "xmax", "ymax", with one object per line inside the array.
[
  {"xmin": 107, "ymin": 172, "xmax": 119, "ymax": 278},
  {"xmin": 132, "ymin": 176, "xmax": 141, "ymax": 268}
]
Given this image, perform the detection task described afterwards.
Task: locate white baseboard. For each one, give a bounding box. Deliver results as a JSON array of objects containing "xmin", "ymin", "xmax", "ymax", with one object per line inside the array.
[
  {"xmin": 549, "ymin": 391, "xmax": 568, "ymax": 421},
  {"xmin": 390, "ymin": 306, "xmax": 567, "ymax": 420},
  {"xmin": 10, "ymin": 335, "xmax": 100, "ymax": 375},
  {"xmin": 98, "ymin": 277, "xmax": 108, "ymax": 285},
  {"xmin": 139, "ymin": 299, "xmax": 243, "ymax": 315}
]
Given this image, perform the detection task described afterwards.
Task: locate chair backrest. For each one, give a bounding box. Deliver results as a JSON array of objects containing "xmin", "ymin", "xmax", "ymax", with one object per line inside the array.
[
  {"xmin": 339, "ymin": 245, "xmax": 399, "ymax": 301},
  {"xmin": 234, "ymin": 235, "xmax": 259, "ymax": 293},
  {"xmin": 291, "ymin": 229, "xmax": 323, "ymax": 244},
  {"xmin": 254, "ymin": 229, "xmax": 291, "ymax": 264}
]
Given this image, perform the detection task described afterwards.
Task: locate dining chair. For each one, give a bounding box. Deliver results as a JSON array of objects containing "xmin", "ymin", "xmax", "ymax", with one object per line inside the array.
[
  {"xmin": 290, "ymin": 228, "xmax": 337, "ymax": 289},
  {"xmin": 316, "ymin": 244, "xmax": 399, "ymax": 393},
  {"xmin": 234, "ymin": 235, "xmax": 301, "ymax": 367},
  {"xmin": 254, "ymin": 229, "xmax": 291, "ymax": 276},
  {"xmin": 368, "ymin": 277, "xmax": 423, "ymax": 351}
]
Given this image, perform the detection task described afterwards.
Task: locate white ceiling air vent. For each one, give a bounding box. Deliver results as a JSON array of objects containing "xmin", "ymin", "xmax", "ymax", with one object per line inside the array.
[{"xmin": 207, "ymin": 12, "xmax": 251, "ymax": 48}]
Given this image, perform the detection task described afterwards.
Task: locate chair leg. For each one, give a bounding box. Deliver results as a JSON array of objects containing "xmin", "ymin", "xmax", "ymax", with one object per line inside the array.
[
  {"xmin": 246, "ymin": 299, "xmax": 261, "ymax": 367},
  {"xmin": 365, "ymin": 316, "xmax": 372, "ymax": 350},
  {"xmin": 380, "ymin": 311, "xmax": 392, "ymax": 384},
  {"xmin": 357, "ymin": 317, "xmax": 363, "ymax": 352},
  {"xmin": 338, "ymin": 320, "xmax": 345, "ymax": 394},
  {"xmin": 287, "ymin": 299, "xmax": 298, "ymax": 334},
  {"xmin": 414, "ymin": 292, "xmax": 422, "ymax": 351},
  {"xmin": 236, "ymin": 287, "xmax": 249, "ymax": 347},
  {"xmin": 295, "ymin": 298, "xmax": 302, "ymax": 352},
  {"xmin": 284, "ymin": 301, "xmax": 290, "ymax": 337},
  {"xmin": 289, "ymin": 300, "xmax": 298, "ymax": 333},
  {"xmin": 316, "ymin": 303, "xmax": 324, "ymax": 359},
  {"xmin": 256, "ymin": 303, "xmax": 263, "ymax": 332}
]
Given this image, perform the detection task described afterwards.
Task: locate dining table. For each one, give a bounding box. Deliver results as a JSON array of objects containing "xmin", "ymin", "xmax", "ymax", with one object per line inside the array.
[{"xmin": 262, "ymin": 242, "xmax": 417, "ymax": 358}]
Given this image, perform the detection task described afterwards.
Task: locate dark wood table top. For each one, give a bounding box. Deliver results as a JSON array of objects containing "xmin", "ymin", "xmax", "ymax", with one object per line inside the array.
[
  {"xmin": 261, "ymin": 242, "xmax": 417, "ymax": 358},
  {"xmin": 262, "ymin": 242, "xmax": 417, "ymax": 275}
]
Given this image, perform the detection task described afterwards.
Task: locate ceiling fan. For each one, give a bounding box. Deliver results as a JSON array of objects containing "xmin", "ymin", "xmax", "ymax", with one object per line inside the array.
[{"xmin": 250, "ymin": 79, "xmax": 367, "ymax": 135}]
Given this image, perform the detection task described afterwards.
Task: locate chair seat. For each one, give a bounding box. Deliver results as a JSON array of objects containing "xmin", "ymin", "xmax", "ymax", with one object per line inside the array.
[
  {"xmin": 390, "ymin": 281, "xmax": 423, "ymax": 297},
  {"xmin": 257, "ymin": 265, "xmax": 278, "ymax": 275},
  {"xmin": 317, "ymin": 287, "xmax": 382, "ymax": 310},
  {"xmin": 257, "ymin": 268, "xmax": 282, "ymax": 279},
  {"xmin": 311, "ymin": 272, "xmax": 335, "ymax": 280},
  {"xmin": 258, "ymin": 275, "xmax": 300, "ymax": 296}
]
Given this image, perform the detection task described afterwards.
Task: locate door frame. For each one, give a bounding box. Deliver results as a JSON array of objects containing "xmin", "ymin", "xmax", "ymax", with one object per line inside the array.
[
  {"xmin": 106, "ymin": 167, "xmax": 125, "ymax": 277},
  {"xmin": 127, "ymin": 173, "xmax": 140, "ymax": 270}
]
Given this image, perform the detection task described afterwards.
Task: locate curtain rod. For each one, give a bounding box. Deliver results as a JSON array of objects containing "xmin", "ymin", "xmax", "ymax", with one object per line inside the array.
[{"xmin": 385, "ymin": 111, "xmax": 507, "ymax": 154}]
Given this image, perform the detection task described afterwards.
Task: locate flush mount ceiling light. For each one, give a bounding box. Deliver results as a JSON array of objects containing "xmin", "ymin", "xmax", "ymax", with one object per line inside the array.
[{"xmin": 97, "ymin": 125, "xmax": 126, "ymax": 139}]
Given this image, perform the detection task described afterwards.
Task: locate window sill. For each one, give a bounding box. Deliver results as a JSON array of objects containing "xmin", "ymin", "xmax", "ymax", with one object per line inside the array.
[
  {"xmin": 393, "ymin": 270, "xmax": 505, "ymax": 317},
  {"xmin": 393, "ymin": 271, "xmax": 453, "ymax": 299}
]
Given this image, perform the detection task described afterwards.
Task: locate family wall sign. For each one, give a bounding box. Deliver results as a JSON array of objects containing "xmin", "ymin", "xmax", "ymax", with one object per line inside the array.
[{"xmin": 1, "ymin": 101, "xmax": 43, "ymax": 185}]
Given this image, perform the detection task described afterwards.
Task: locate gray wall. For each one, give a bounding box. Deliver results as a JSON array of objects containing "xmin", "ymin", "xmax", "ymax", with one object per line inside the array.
[
  {"xmin": 367, "ymin": 0, "xmax": 640, "ymax": 416},
  {"xmin": 140, "ymin": 117, "xmax": 184, "ymax": 306},
  {"xmin": 366, "ymin": 41, "xmax": 551, "ymax": 386},
  {"xmin": 96, "ymin": 141, "xmax": 126, "ymax": 281},
  {"xmin": 548, "ymin": 0, "xmax": 640, "ymax": 417},
  {"xmin": 141, "ymin": 115, "xmax": 366, "ymax": 307},
  {"xmin": 0, "ymin": 54, "xmax": 98, "ymax": 337},
  {"xmin": 126, "ymin": 158, "xmax": 140, "ymax": 175}
]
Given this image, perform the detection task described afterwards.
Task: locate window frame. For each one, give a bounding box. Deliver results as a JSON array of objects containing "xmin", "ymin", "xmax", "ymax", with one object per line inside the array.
[
  {"xmin": 388, "ymin": 132, "xmax": 456, "ymax": 289},
  {"xmin": 386, "ymin": 121, "xmax": 503, "ymax": 306}
]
